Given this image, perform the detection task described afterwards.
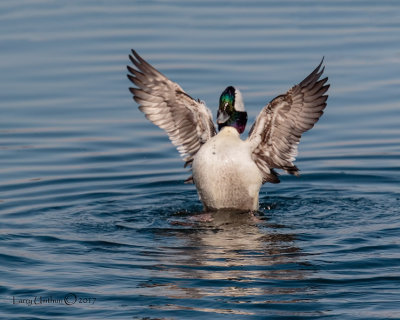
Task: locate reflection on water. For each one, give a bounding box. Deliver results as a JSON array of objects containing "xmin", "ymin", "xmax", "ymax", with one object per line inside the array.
[{"xmin": 140, "ymin": 211, "xmax": 320, "ymax": 316}]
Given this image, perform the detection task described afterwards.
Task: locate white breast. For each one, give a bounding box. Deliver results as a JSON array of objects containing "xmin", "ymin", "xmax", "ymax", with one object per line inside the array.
[{"xmin": 192, "ymin": 127, "xmax": 263, "ymax": 211}]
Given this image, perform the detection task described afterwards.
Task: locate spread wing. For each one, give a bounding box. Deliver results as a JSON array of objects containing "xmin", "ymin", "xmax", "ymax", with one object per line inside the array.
[
  {"xmin": 248, "ymin": 59, "xmax": 329, "ymax": 184},
  {"xmin": 127, "ymin": 50, "xmax": 217, "ymax": 173}
]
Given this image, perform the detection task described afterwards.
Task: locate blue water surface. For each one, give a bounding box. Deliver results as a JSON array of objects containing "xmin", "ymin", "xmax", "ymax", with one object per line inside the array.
[{"xmin": 1, "ymin": 1, "xmax": 400, "ymax": 319}]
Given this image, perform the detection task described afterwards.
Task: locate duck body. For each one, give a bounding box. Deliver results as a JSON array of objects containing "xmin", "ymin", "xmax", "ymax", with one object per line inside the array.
[{"xmin": 192, "ymin": 127, "xmax": 263, "ymax": 211}]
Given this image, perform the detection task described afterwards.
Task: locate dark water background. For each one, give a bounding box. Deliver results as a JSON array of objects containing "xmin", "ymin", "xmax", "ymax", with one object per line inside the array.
[{"xmin": 1, "ymin": 1, "xmax": 400, "ymax": 319}]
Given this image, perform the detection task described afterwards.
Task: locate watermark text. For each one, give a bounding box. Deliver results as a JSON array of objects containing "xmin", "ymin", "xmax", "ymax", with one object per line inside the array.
[{"xmin": 12, "ymin": 293, "xmax": 96, "ymax": 306}]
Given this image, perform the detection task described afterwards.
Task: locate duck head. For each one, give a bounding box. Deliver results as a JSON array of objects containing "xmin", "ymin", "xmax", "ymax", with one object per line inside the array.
[{"xmin": 217, "ymin": 86, "xmax": 248, "ymax": 134}]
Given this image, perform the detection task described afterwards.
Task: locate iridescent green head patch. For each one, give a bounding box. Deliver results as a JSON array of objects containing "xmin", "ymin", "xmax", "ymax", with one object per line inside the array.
[{"xmin": 219, "ymin": 86, "xmax": 235, "ymax": 112}]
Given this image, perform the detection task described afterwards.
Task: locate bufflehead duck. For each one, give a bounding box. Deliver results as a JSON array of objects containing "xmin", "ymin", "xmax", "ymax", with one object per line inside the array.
[{"xmin": 127, "ymin": 50, "xmax": 329, "ymax": 211}]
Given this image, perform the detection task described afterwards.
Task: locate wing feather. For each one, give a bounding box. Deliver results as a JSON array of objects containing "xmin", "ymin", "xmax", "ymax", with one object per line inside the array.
[
  {"xmin": 127, "ymin": 50, "xmax": 217, "ymax": 175},
  {"xmin": 248, "ymin": 59, "xmax": 329, "ymax": 183}
]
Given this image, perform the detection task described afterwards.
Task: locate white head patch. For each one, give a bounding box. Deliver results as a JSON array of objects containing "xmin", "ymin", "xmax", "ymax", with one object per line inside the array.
[{"xmin": 234, "ymin": 88, "xmax": 245, "ymax": 112}]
